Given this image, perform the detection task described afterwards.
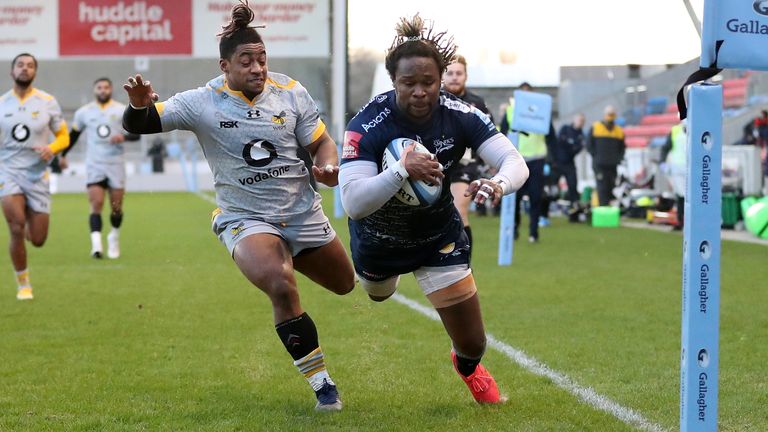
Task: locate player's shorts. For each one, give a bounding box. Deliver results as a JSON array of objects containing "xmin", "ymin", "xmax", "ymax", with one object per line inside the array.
[
  {"xmin": 355, "ymin": 229, "xmax": 471, "ymax": 296},
  {"xmin": 448, "ymin": 161, "xmax": 481, "ymax": 184},
  {"xmin": 87, "ymin": 162, "xmax": 126, "ymax": 189},
  {"xmin": 0, "ymin": 170, "xmax": 51, "ymax": 214},
  {"xmin": 212, "ymin": 198, "xmax": 335, "ymax": 257}
]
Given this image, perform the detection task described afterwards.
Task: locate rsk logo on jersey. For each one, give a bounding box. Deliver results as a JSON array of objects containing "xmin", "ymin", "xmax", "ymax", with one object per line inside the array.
[
  {"xmin": 219, "ymin": 121, "xmax": 239, "ymax": 129},
  {"xmin": 343, "ymin": 131, "xmax": 362, "ymax": 159},
  {"xmin": 362, "ymin": 107, "xmax": 391, "ymax": 133}
]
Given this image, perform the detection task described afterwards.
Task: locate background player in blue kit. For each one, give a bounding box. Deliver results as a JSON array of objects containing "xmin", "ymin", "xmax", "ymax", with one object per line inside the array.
[
  {"xmin": 339, "ymin": 15, "xmax": 528, "ymax": 404},
  {"xmin": 0, "ymin": 53, "xmax": 70, "ymax": 300},
  {"xmin": 121, "ymin": 1, "xmax": 354, "ymax": 412},
  {"xmin": 442, "ymin": 54, "xmax": 495, "ymax": 258}
]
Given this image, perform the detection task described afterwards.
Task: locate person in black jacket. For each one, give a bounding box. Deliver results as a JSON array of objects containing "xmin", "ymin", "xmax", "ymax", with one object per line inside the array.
[
  {"xmin": 553, "ymin": 113, "xmax": 584, "ymax": 204},
  {"xmin": 587, "ymin": 106, "xmax": 625, "ymax": 206},
  {"xmin": 539, "ymin": 113, "xmax": 585, "ymax": 224},
  {"xmin": 443, "ymin": 54, "xmax": 495, "ymax": 255}
]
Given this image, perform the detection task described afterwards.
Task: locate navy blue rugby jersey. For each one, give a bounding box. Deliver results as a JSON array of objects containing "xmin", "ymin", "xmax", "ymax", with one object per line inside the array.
[{"xmin": 342, "ymin": 90, "xmax": 499, "ymax": 260}]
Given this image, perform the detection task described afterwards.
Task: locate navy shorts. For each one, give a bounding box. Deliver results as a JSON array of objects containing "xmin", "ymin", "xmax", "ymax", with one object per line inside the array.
[{"xmin": 353, "ymin": 228, "xmax": 470, "ymax": 284}]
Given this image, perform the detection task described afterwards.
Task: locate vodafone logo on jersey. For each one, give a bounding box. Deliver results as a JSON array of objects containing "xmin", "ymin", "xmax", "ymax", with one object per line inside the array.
[{"xmin": 59, "ymin": 0, "xmax": 192, "ymax": 56}]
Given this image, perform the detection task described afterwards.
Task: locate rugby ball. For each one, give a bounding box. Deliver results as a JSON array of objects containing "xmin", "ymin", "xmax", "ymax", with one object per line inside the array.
[{"xmin": 381, "ymin": 138, "xmax": 442, "ymax": 207}]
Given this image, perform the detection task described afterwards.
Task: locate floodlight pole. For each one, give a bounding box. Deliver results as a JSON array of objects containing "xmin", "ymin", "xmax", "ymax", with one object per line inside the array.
[{"xmin": 331, "ymin": 0, "xmax": 348, "ymax": 219}]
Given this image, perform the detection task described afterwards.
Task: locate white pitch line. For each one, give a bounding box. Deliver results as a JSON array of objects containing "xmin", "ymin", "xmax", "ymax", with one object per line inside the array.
[
  {"xmin": 195, "ymin": 191, "xmax": 217, "ymax": 205},
  {"xmin": 391, "ymin": 293, "xmax": 667, "ymax": 432},
  {"xmin": 189, "ymin": 192, "xmax": 665, "ymax": 431}
]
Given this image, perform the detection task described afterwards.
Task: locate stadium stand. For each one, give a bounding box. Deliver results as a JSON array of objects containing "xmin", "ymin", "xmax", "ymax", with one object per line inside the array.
[{"xmin": 622, "ymin": 75, "xmax": 753, "ymax": 149}]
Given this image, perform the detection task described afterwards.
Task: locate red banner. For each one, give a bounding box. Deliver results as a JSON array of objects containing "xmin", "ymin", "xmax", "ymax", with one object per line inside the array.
[{"xmin": 59, "ymin": 0, "xmax": 192, "ymax": 56}]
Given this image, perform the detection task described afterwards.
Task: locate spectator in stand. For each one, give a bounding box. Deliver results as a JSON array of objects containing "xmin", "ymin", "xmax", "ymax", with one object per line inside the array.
[{"xmin": 587, "ymin": 106, "xmax": 625, "ymax": 206}]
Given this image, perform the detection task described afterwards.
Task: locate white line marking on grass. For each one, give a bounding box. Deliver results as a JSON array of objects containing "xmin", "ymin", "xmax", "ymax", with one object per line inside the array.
[
  {"xmin": 391, "ymin": 293, "xmax": 667, "ymax": 432},
  {"xmin": 189, "ymin": 192, "xmax": 666, "ymax": 431},
  {"xmin": 195, "ymin": 191, "xmax": 217, "ymax": 205}
]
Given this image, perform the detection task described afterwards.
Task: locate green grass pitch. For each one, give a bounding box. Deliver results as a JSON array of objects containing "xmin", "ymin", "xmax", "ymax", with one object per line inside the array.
[{"xmin": 0, "ymin": 190, "xmax": 766, "ymax": 431}]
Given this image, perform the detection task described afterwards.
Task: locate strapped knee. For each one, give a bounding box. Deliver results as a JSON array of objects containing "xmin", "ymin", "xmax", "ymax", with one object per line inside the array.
[
  {"xmin": 426, "ymin": 275, "xmax": 477, "ymax": 308},
  {"xmin": 357, "ymin": 274, "xmax": 399, "ymax": 300}
]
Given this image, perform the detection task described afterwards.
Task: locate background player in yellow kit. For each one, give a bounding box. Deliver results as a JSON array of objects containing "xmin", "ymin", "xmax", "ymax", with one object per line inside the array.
[{"xmin": 0, "ymin": 53, "xmax": 69, "ymax": 300}]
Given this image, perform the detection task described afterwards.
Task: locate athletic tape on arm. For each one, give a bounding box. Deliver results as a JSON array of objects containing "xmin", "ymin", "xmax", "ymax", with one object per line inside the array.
[{"xmin": 477, "ymin": 134, "xmax": 529, "ymax": 194}]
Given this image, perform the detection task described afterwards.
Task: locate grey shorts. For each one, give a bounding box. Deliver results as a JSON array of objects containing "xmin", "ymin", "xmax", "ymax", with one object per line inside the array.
[
  {"xmin": 87, "ymin": 163, "xmax": 125, "ymax": 189},
  {"xmin": 212, "ymin": 200, "xmax": 336, "ymax": 257},
  {"xmin": 0, "ymin": 170, "xmax": 51, "ymax": 214}
]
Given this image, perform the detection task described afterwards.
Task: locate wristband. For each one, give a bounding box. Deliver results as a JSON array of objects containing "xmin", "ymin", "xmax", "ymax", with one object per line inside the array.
[
  {"xmin": 490, "ymin": 176, "xmax": 510, "ymax": 195},
  {"xmin": 129, "ymin": 103, "xmax": 148, "ymax": 110},
  {"xmin": 389, "ymin": 160, "xmax": 410, "ymax": 183}
]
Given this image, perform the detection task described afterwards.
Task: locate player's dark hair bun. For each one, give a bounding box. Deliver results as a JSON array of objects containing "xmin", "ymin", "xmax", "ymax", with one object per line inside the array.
[
  {"xmin": 385, "ymin": 14, "xmax": 457, "ymax": 81},
  {"xmin": 219, "ymin": 0, "xmax": 255, "ymax": 37},
  {"xmin": 218, "ymin": 0, "xmax": 263, "ymax": 58},
  {"xmin": 394, "ymin": 14, "xmax": 424, "ymax": 39}
]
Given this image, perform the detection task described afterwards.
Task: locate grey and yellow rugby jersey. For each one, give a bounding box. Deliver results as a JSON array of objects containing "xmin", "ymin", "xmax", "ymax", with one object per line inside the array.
[
  {"xmin": 157, "ymin": 73, "xmax": 325, "ymax": 220},
  {"xmin": 72, "ymin": 100, "xmax": 128, "ymax": 165},
  {"xmin": 0, "ymin": 88, "xmax": 65, "ymax": 178}
]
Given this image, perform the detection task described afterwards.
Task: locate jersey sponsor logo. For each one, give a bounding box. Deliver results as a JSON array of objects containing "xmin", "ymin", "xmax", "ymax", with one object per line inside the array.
[
  {"xmin": 3, "ymin": 113, "xmax": 11, "ymax": 117},
  {"xmin": 97, "ymin": 124, "xmax": 111, "ymax": 138},
  {"xmin": 376, "ymin": 94, "xmax": 387, "ymax": 103},
  {"xmin": 242, "ymin": 139, "xmax": 277, "ymax": 167},
  {"xmin": 442, "ymin": 97, "xmax": 471, "ymax": 114},
  {"xmin": 246, "ymin": 109, "xmax": 260, "ymax": 119},
  {"xmin": 343, "ymin": 131, "xmax": 362, "ymax": 159},
  {"xmin": 238, "ymin": 166, "xmax": 290, "ymax": 185},
  {"xmin": 31, "ymin": 111, "xmax": 39, "ymax": 119},
  {"xmin": 219, "ymin": 121, "xmax": 239, "ymax": 129},
  {"xmin": 433, "ymin": 136, "xmax": 455, "ymax": 154},
  {"xmin": 11, "ymin": 123, "xmax": 30, "ymax": 142},
  {"xmin": 271, "ymin": 111, "xmax": 287, "ymax": 125},
  {"xmin": 361, "ymin": 107, "xmax": 391, "ymax": 133}
]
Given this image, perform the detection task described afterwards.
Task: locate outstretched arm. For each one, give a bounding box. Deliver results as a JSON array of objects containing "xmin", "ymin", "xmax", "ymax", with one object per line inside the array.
[{"xmin": 122, "ymin": 74, "xmax": 162, "ymax": 134}]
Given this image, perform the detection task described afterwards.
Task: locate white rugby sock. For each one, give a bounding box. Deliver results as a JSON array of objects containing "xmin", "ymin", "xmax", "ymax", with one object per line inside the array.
[{"xmin": 91, "ymin": 232, "xmax": 103, "ymax": 253}]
